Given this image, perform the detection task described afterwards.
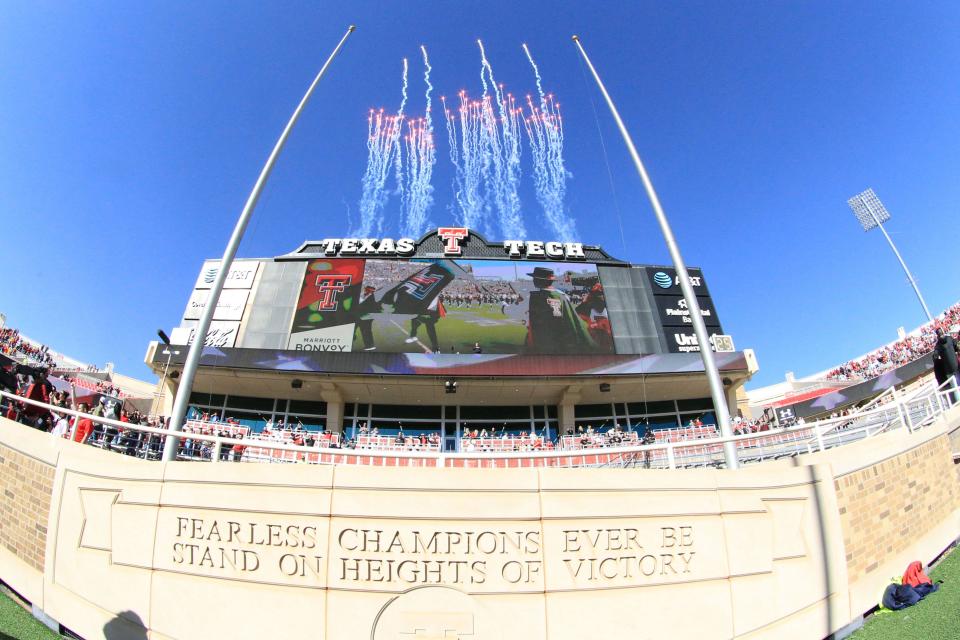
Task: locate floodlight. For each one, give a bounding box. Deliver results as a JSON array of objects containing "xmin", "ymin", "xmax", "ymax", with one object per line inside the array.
[
  {"xmin": 846, "ymin": 188, "xmax": 932, "ymax": 322},
  {"xmin": 847, "ymin": 188, "xmax": 890, "ymax": 231}
]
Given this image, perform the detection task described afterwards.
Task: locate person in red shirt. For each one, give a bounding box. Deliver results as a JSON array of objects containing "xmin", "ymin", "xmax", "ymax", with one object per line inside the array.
[
  {"xmin": 231, "ymin": 434, "xmax": 247, "ymax": 462},
  {"xmin": 72, "ymin": 403, "xmax": 94, "ymax": 444}
]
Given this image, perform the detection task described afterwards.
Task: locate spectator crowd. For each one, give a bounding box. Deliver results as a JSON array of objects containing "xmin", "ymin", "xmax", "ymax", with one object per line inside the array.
[
  {"xmin": 825, "ymin": 302, "xmax": 960, "ymax": 382},
  {"xmin": 0, "ymin": 327, "xmax": 56, "ymax": 367},
  {"xmin": 0, "ymin": 363, "xmax": 168, "ymax": 456}
]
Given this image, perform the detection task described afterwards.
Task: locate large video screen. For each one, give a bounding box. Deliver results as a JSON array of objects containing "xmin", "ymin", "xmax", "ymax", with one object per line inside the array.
[{"xmin": 288, "ymin": 259, "xmax": 614, "ymax": 355}]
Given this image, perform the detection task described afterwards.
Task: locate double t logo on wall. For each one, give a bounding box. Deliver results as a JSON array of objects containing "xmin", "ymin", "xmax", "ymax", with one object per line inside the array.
[{"xmin": 437, "ymin": 227, "xmax": 469, "ymax": 255}]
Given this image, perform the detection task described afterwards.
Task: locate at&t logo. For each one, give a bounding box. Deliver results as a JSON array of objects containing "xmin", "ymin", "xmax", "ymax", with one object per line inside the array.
[{"xmin": 654, "ymin": 271, "xmax": 703, "ymax": 289}]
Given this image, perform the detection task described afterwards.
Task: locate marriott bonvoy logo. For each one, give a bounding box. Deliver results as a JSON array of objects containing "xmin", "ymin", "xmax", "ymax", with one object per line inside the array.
[{"xmin": 315, "ymin": 228, "xmax": 586, "ymax": 260}]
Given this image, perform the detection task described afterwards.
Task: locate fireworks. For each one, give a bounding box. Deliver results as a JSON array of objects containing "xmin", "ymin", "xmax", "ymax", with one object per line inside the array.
[
  {"xmin": 399, "ymin": 47, "xmax": 436, "ymax": 238},
  {"xmin": 478, "ymin": 40, "xmax": 525, "ymax": 239},
  {"xmin": 356, "ymin": 41, "xmax": 573, "ymax": 241},
  {"xmin": 522, "ymin": 44, "xmax": 575, "ymax": 241},
  {"xmin": 355, "ymin": 58, "xmax": 407, "ymax": 237}
]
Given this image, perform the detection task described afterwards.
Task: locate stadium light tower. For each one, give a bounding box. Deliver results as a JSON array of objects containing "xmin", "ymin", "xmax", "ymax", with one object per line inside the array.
[
  {"xmin": 162, "ymin": 25, "xmax": 356, "ymax": 461},
  {"xmin": 847, "ymin": 188, "xmax": 933, "ymax": 323},
  {"xmin": 571, "ymin": 35, "xmax": 739, "ymax": 469}
]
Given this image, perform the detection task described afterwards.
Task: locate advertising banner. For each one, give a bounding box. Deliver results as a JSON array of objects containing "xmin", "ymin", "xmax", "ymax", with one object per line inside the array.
[
  {"xmin": 153, "ymin": 346, "xmax": 750, "ymax": 378},
  {"xmin": 193, "ymin": 260, "xmax": 260, "ymax": 290},
  {"xmin": 789, "ymin": 355, "xmax": 934, "ymax": 418},
  {"xmin": 646, "ymin": 267, "xmax": 710, "ymax": 297},
  {"xmin": 286, "ymin": 258, "xmax": 615, "ymax": 355},
  {"xmin": 183, "ymin": 289, "xmax": 250, "ymax": 321},
  {"xmin": 170, "ymin": 321, "xmax": 240, "ymax": 348},
  {"xmin": 654, "ymin": 295, "xmax": 722, "ymax": 328},
  {"xmin": 665, "ymin": 329, "xmax": 729, "ymax": 354},
  {"xmin": 287, "ymin": 259, "xmax": 366, "ymax": 352}
]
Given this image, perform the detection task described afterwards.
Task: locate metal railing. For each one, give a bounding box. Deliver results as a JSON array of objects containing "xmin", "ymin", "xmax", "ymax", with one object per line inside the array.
[{"xmin": 2, "ymin": 382, "xmax": 958, "ymax": 471}]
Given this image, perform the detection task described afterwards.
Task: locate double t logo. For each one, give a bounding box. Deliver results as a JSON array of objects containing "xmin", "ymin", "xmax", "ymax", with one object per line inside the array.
[
  {"xmin": 437, "ymin": 227, "xmax": 469, "ymax": 255},
  {"xmin": 313, "ymin": 274, "xmax": 352, "ymax": 310}
]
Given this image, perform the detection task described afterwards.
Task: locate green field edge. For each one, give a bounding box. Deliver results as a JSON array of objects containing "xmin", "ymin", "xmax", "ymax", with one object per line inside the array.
[
  {"xmin": 0, "ymin": 584, "xmax": 59, "ymax": 640},
  {"xmin": 850, "ymin": 542, "xmax": 960, "ymax": 640}
]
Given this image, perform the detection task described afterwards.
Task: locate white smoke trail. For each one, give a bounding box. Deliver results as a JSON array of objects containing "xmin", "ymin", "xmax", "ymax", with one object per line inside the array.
[
  {"xmin": 442, "ymin": 92, "xmax": 482, "ymax": 231},
  {"xmin": 476, "ymin": 40, "xmax": 525, "ymax": 239},
  {"xmin": 441, "ymin": 95, "xmax": 466, "ymax": 221},
  {"xmin": 399, "ymin": 58, "xmax": 409, "ymax": 116},
  {"xmin": 421, "ymin": 45, "xmax": 433, "ymax": 131},
  {"xmin": 520, "ymin": 45, "xmax": 575, "ymax": 241},
  {"xmin": 400, "ymin": 48, "xmax": 437, "ymax": 237},
  {"xmin": 355, "ymin": 60, "xmax": 408, "ymax": 237},
  {"xmin": 522, "ymin": 43, "xmax": 546, "ymax": 107},
  {"xmin": 394, "ymin": 58, "xmax": 409, "ymax": 222},
  {"xmin": 477, "ymin": 39, "xmax": 490, "ymax": 98}
]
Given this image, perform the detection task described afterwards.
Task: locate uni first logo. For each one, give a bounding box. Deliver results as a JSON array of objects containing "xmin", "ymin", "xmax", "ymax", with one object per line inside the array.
[
  {"xmin": 312, "ymin": 274, "xmax": 352, "ymax": 310},
  {"xmin": 438, "ymin": 227, "xmax": 469, "ymax": 255}
]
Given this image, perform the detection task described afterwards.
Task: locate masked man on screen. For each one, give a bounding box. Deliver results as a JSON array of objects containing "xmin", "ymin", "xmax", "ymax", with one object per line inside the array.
[
  {"xmin": 525, "ymin": 267, "xmax": 595, "ymax": 354},
  {"xmin": 576, "ymin": 282, "xmax": 614, "ymax": 352}
]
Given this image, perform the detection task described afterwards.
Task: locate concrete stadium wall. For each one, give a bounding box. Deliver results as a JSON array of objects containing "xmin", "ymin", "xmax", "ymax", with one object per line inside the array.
[
  {"xmin": 0, "ymin": 410, "xmax": 958, "ymax": 640},
  {"xmin": 789, "ymin": 408, "xmax": 960, "ymax": 617},
  {"xmin": 0, "ymin": 427, "xmax": 56, "ymax": 608}
]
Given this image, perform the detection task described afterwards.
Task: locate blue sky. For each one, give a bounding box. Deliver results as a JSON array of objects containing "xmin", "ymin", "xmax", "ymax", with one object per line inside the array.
[{"xmin": 1, "ymin": 2, "xmax": 958, "ymax": 388}]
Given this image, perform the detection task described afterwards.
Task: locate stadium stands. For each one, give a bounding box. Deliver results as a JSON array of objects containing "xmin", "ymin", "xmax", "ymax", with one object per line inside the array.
[
  {"xmin": 0, "ymin": 327, "xmax": 56, "ymax": 367},
  {"xmin": 2, "ymin": 374, "xmax": 954, "ymax": 472},
  {"xmin": 60, "ymin": 373, "xmax": 128, "ymax": 398},
  {"xmin": 1, "ymin": 322, "xmax": 151, "ymax": 403},
  {"xmin": 822, "ymin": 301, "xmax": 960, "ymax": 382}
]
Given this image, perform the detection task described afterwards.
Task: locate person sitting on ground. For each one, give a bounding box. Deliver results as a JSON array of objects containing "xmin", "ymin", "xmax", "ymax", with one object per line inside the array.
[
  {"xmin": 902, "ymin": 560, "xmax": 940, "ymax": 597},
  {"xmin": 880, "ymin": 560, "xmax": 942, "ymax": 611}
]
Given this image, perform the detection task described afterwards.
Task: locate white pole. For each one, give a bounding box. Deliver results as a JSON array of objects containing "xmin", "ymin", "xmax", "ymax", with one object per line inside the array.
[
  {"xmin": 163, "ymin": 25, "xmax": 357, "ymax": 461},
  {"xmin": 875, "ymin": 220, "xmax": 933, "ymax": 323},
  {"xmin": 860, "ymin": 198, "xmax": 933, "ymax": 322},
  {"xmin": 153, "ymin": 348, "xmax": 174, "ymax": 417},
  {"xmin": 856, "ymin": 193, "xmax": 932, "ymax": 323},
  {"xmin": 572, "ymin": 35, "xmax": 738, "ymax": 469}
]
